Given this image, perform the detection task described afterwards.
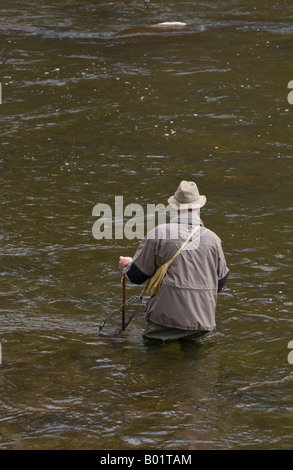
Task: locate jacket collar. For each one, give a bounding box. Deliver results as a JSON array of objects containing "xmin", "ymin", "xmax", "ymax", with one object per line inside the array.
[{"xmin": 171, "ymin": 210, "xmax": 204, "ymax": 226}]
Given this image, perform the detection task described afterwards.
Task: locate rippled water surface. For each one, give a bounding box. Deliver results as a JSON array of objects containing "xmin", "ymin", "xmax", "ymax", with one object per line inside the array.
[{"xmin": 1, "ymin": 0, "xmax": 293, "ymax": 450}]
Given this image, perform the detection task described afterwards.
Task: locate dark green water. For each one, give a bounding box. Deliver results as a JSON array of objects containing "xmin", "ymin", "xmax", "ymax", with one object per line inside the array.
[{"xmin": 0, "ymin": 0, "xmax": 292, "ymax": 450}]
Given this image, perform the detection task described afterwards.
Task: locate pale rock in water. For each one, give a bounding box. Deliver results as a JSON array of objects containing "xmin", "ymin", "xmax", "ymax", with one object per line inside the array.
[
  {"xmin": 116, "ymin": 21, "xmax": 190, "ymax": 37},
  {"xmin": 150, "ymin": 21, "xmax": 187, "ymax": 28}
]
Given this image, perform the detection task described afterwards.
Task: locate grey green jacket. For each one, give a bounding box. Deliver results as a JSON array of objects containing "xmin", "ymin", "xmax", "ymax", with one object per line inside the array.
[{"xmin": 123, "ymin": 212, "xmax": 229, "ymax": 331}]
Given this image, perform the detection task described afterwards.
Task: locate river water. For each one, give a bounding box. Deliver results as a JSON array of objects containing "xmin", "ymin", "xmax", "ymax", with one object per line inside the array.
[{"xmin": 0, "ymin": 0, "xmax": 292, "ymax": 450}]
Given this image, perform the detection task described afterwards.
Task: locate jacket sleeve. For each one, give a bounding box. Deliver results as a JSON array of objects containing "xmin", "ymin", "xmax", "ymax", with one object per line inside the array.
[
  {"xmin": 123, "ymin": 233, "xmax": 157, "ymax": 285},
  {"xmin": 124, "ymin": 262, "xmax": 149, "ymax": 285},
  {"xmin": 218, "ymin": 271, "xmax": 229, "ymax": 292},
  {"xmin": 217, "ymin": 240, "xmax": 229, "ymax": 292}
]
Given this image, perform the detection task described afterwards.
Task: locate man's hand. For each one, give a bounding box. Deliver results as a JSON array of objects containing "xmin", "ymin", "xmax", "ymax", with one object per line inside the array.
[{"xmin": 119, "ymin": 256, "xmax": 133, "ymax": 271}]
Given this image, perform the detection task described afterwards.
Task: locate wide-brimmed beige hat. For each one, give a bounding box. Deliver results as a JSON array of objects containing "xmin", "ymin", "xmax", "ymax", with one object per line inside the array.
[{"xmin": 168, "ymin": 180, "xmax": 207, "ymax": 209}]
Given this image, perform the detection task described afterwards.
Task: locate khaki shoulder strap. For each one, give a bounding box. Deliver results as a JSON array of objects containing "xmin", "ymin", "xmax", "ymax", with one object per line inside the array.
[{"xmin": 165, "ymin": 224, "xmax": 200, "ymax": 268}]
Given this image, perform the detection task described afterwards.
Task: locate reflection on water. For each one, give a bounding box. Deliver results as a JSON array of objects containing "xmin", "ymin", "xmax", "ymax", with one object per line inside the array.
[{"xmin": 1, "ymin": 0, "xmax": 293, "ymax": 450}]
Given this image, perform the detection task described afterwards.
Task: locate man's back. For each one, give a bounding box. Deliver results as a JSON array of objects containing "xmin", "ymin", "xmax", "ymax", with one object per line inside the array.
[{"xmin": 124, "ymin": 211, "xmax": 229, "ymax": 332}]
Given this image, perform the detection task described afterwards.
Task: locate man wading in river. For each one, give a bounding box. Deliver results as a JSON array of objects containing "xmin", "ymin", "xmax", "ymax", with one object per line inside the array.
[{"xmin": 119, "ymin": 181, "xmax": 229, "ymax": 341}]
